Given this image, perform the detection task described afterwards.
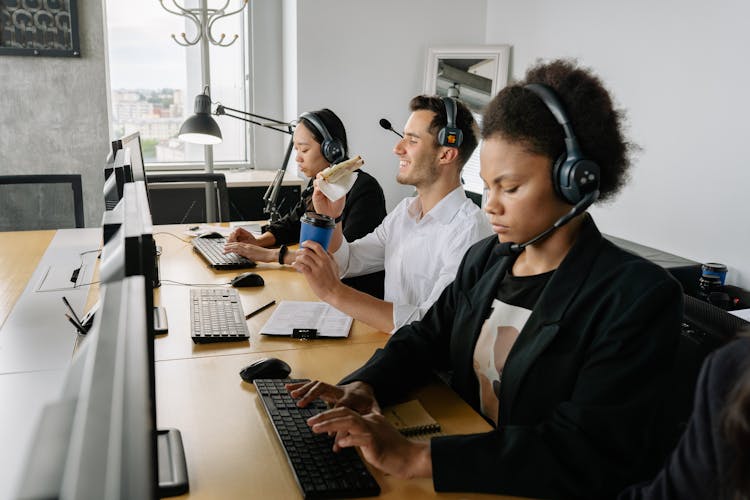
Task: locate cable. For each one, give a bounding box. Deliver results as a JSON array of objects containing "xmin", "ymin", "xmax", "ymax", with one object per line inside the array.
[
  {"xmin": 160, "ymin": 279, "xmax": 233, "ymax": 287},
  {"xmin": 153, "ymin": 231, "xmax": 192, "ymax": 244}
]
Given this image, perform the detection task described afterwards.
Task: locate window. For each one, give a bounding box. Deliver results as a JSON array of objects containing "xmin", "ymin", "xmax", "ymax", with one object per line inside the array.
[
  {"xmin": 461, "ymin": 112, "xmax": 484, "ymax": 196},
  {"xmin": 105, "ymin": 0, "xmax": 248, "ymax": 166}
]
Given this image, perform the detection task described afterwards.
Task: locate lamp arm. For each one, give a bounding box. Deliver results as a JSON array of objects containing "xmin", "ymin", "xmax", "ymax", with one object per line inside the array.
[
  {"xmin": 219, "ymin": 112, "xmax": 293, "ymax": 135},
  {"xmin": 215, "ymin": 104, "xmax": 291, "ymax": 127}
]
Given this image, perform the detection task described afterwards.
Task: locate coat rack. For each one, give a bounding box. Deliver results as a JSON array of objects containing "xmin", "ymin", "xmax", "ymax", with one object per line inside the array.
[{"xmin": 158, "ymin": 0, "xmax": 248, "ymax": 222}]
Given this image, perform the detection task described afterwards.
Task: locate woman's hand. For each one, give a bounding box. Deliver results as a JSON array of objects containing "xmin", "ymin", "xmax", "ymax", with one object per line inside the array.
[
  {"xmin": 286, "ymin": 380, "xmax": 380, "ymax": 414},
  {"xmin": 312, "ymin": 175, "xmax": 346, "ymax": 219},
  {"xmin": 307, "ymin": 407, "xmax": 433, "ymax": 479},
  {"xmin": 291, "ymin": 240, "xmax": 342, "ymax": 302},
  {"xmin": 227, "ymin": 227, "xmax": 258, "ymax": 245},
  {"xmin": 223, "ymin": 241, "xmax": 275, "ymax": 263}
]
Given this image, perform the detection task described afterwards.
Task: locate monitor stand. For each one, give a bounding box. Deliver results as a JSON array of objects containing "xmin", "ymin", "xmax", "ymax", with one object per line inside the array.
[
  {"xmin": 154, "ymin": 306, "xmax": 168, "ymax": 335},
  {"xmin": 157, "ymin": 428, "xmax": 189, "ymax": 496}
]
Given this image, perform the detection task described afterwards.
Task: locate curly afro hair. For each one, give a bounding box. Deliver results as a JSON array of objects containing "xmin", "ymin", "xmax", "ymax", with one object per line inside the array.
[{"xmin": 481, "ymin": 59, "xmax": 634, "ymax": 202}]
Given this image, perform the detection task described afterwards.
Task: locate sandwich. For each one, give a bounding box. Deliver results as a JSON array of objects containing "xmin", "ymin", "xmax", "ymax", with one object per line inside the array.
[{"xmin": 320, "ymin": 155, "xmax": 364, "ymax": 183}]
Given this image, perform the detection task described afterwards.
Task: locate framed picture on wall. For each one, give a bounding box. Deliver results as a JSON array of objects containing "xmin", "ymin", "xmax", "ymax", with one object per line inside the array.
[
  {"xmin": 0, "ymin": 0, "xmax": 81, "ymax": 57},
  {"xmin": 423, "ymin": 45, "xmax": 511, "ymax": 114},
  {"xmin": 423, "ymin": 45, "xmax": 511, "ymax": 203}
]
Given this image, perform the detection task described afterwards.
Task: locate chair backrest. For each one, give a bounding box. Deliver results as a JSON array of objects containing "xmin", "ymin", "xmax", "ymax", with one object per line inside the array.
[
  {"xmin": 145, "ymin": 173, "xmax": 230, "ymax": 223},
  {"xmin": 653, "ymin": 294, "xmax": 748, "ymax": 469},
  {"xmin": 0, "ymin": 174, "xmax": 84, "ymax": 229}
]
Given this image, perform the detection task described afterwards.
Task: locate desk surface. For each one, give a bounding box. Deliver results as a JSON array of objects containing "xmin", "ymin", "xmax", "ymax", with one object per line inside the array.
[
  {"xmin": 158, "ymin": 344, "xmax": 504, "ymax": 500},
  {"xmin": 153, "ymin": 227, "xmax": 386, "ymax": 362},
  {"xmin": 0, "ymin": 230, "xmax": 55, "ymax": 329},
  {"xmin": 0, "ymin": 225, "xmax": 525, "ymax": 500}
]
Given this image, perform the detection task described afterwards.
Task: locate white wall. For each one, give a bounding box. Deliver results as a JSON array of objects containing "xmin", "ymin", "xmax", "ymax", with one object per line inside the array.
[
  {"xmin": 485, "ymin": 0, "xmax": 750, "ymax": 288},
  {"xmin": 293, "ymin": 0, "xmax": 488, "ymax": 209}
]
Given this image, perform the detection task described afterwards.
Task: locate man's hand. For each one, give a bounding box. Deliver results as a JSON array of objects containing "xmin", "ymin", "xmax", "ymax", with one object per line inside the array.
[
  {"xmin": 312, "ymin": 175, "xmax": 346, "ymax": 219},
  {"xmin": 291, "ymin": 240, "xmax": 343, "ymax": 302}
]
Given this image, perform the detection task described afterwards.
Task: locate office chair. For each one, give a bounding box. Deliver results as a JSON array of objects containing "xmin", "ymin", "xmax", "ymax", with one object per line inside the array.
[
  {"xmin": 0, "ymin": 174, "xmax": 85, "ymax": 230},
  {"xmin": 651, "ymin": 294, "xmax": 747, "ymax": 470},
  {"xmin": 146, "ymin": 173, "xmax": 231, "ymax": 223}
]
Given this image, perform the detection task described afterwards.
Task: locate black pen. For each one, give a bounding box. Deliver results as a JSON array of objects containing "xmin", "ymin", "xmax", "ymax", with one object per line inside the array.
[
  {"xmin": 62, "ymin": 296, "xmax": 84, "ymax": 327},
  {"xmin": 245, "ymin": 300, "xmax": 276, "ymax": 320},
  {"xmin": 66, "ymin": 314, "xmax": 88, "ymax": 335}
]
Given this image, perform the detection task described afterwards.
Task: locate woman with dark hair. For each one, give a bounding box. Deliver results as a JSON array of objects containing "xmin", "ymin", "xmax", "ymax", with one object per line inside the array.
[
  {"xmin": 619, "ymin": 334, "xmax": 750, "ymax": 500},
  {"xmin": 225, "ymin": 108, "xmax": 387, "ymax": 297},
  {"xmin": 286, "ymin": 59, "xmax": 683, "ymax": 499}
]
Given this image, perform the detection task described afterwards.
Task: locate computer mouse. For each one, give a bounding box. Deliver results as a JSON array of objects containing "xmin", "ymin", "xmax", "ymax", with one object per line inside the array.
[
  {"xmin": 198, "ymin": 231, "xmax": 224, "ymax": 239},
  {"xmin": 231, "ymin": 272, "xmax": 265, "ymax": 287},
  {"xmin": 239, "ymin": 357, "xmax": 291, "ymax": 382}
]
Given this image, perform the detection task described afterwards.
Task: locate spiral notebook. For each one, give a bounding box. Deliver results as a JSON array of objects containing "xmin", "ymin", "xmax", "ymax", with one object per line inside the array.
[{"xmin": 383, "ymin": 400, "xmax": 441, "ymax": 437}]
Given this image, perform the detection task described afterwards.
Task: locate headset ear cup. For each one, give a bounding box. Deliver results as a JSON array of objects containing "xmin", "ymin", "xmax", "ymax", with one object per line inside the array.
[
  {"xmin": 557, "ymin": 158, "xmax": 601, "ymax": 205},
  {"xmin": 551, "ymin": 153, "xmax": 568, "ymax": 202},
  {"xmin": 322, "ymin": 139, "xmax": 345, "ymax": 164}
]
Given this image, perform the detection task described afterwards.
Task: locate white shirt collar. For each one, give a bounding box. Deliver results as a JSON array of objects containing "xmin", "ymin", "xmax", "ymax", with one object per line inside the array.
[{"xmin": 406, "ymin": 186, "xmax": 468, "ymax": 224}]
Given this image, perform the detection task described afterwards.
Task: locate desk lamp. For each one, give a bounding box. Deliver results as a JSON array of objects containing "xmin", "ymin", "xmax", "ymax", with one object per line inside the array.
[{"xmin": 179, "ymin": 91, "xmax": 295, "ymax": 223}]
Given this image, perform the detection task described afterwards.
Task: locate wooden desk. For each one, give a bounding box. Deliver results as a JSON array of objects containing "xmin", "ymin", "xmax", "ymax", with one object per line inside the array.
[
  {"xmin": 0, "ymin": 226, "xmax": 522, "ymax": 500},
  {"xmin": 0, "ymin": 230, "xmax": 55, "ymax": 329},
  {"xmin": 157, "ymin": 344, "xmax": 504, "ymax": 500},
  {"xmin": 153, "ymin": 226, "xmax": 387, "ymax": 362}
]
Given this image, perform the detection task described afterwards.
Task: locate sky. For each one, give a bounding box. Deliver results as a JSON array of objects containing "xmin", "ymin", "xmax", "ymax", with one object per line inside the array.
[{"xmin": 105, "ymin": 0, "xmax": 244, "ymax": 91}]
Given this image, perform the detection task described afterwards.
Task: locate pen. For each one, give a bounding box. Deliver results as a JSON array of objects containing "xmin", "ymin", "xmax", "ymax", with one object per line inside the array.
[
  {"xmin": 245, "ymin": 300, "xmax": 276, "ymax": 320},
  {"xmin": 62, "ymin": 296, "xmax": 84, "ymax": 327},
  {"xmin": 66, "ymin": 314, "xmax": 88, "ymax": 335}
]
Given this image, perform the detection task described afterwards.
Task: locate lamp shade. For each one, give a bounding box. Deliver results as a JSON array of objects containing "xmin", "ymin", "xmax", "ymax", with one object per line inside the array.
[{"xmin": 178, "ymin": 93, "xmax": 223, "ymax": 145}]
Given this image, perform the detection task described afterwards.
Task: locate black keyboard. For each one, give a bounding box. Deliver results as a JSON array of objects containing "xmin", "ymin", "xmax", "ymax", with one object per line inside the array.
[
  {"xmin": 190, "ymin": 288, "xmax": 250, "ymax": 343},
  {"xmin": 254, "ymin": 378, "xmax": 381, "ymax": 499},
  {"xmin": 192, "ymin": 236, "xmax": 256, "ymax": 269}
]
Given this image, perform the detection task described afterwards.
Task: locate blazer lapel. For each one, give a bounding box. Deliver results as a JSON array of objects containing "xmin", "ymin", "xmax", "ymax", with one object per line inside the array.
[
  {"xmin": 499, "ymin": 215, "xmax": 605, "ymax": 422},
  {"xmin": 452, "ymin": 246, "xmax": 516, "ymax": 402}
]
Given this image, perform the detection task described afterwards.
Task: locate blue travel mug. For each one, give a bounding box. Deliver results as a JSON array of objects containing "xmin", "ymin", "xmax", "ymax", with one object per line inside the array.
[
  {"xmin": 701, "ymin": 262, "xmax": 728, "ymax": 285},
  {"xmin": 299, "ymin": 212, "xmax": 336, "ymax": 251}
]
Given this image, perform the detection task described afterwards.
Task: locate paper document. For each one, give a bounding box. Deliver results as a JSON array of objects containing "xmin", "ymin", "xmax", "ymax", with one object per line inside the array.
[
  {"xmin": 229, "ymin": 222, "xmax": 263, "ymax": 234},
  {"xmin": 730, "ymin": 308, "xmax": 750, "ymax": 322},
  {"xmin": 260, "ymin": 301, "xmax": 352, "ymax": 338}
]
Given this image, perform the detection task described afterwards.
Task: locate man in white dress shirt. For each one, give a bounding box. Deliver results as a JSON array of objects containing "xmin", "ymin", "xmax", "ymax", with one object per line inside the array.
[{"xmin": 293, "ymin": 95, "xmax": 492, "ymax": 333}]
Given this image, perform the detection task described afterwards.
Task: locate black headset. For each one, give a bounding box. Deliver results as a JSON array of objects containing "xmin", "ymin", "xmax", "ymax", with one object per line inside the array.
[
  {"xmin": 524, "ymin": 83, "xmax": 600, "ymax": 206},
  {"xmin": 437, "ymin": 96, "xmax": 463, "ymax": 148},
  {"xmin": 298, "ymin": 111, "xmax": 346, "ymax": 164},
  {"xmin": 496, "ymin": 84, "xmax": 601, "ymax": 255}
]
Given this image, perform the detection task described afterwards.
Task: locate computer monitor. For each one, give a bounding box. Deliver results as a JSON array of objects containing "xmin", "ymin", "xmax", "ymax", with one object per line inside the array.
[
  {"xmin": 103, "ymin": 148, "xmax": 127, "ymax": 211},
  {"xmin": 15, "ymin": 276, "xmax": 156, "ymax": 499},
  {"xmin": 114, "ymin": 132, "xmax": 153, "ymax": 210},
  {"xmin": 99, "ymin": 185, "xmax": 188, "ymax": 495},
  {"xmin": 103, "ymin": 181, "xmax": 167, "ymax": 336},
  {"xmin": 121, "ymin": 132, "xmax": 146, "ymax": 183}
]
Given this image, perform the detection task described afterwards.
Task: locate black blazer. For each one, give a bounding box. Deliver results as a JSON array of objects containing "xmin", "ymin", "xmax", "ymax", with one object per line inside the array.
[
  {"xmin": 619, "ymin": 337, "xmax": 750, "ymax": 500},
  {"xmin": 266, "ymin": 170, "xmax": 387, "ymax": 298},
  {"xmin": 342, "ymin": 215, "xmax": 684, "ymax": 499}
]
